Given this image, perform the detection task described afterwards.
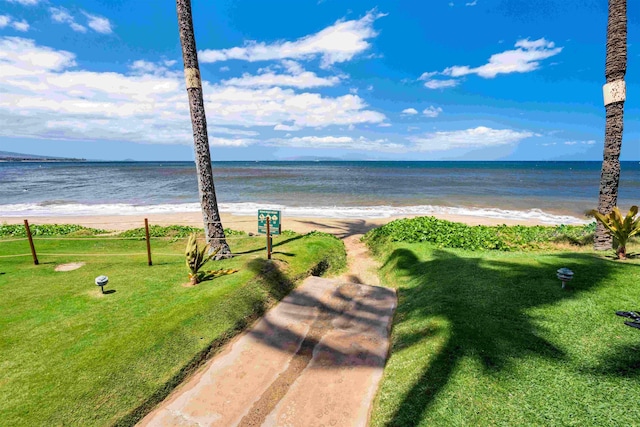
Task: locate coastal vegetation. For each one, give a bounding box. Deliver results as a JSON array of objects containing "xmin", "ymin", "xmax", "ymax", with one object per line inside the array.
[
  {"xmin": 590, "ymin": 205, "xmax": 640, "ymax": 259},
  {"xmin": 365, "ymin": 216, "xmax": 598, "ymax": 252},
  {"xmin": 365, "ymin": 217, "xmax": 640, "ymax": 426},
  {"xmin": 0, "ymin": 229, "xmax": 345, "ymax": 425}
]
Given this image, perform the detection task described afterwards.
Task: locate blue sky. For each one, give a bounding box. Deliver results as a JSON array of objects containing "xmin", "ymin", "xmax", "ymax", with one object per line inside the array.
[{"xmin": 0, "ymin": 0, "xmax": 638, "ymax": 161}]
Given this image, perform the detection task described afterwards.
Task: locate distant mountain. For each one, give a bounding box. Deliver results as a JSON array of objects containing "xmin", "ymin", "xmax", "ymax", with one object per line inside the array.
[{"xmin": 0, "ymin": 151, "xmax": 86, "ymax": 162}]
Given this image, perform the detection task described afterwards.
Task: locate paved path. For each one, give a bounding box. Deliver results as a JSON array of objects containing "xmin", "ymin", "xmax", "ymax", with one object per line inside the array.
[{"xmin": 139, "ymin": 276, "xmax": 396, "ymax": 427}]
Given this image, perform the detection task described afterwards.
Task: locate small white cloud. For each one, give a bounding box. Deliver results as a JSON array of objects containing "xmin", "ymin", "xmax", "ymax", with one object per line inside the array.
[
  {"xmin": 378, "ymin": 122, "xmax": 392, "ymax": 127},
  {"xmin": 219, "ymin": 66, "xmax": 230, "ymax": 72},
  {"xmin": 50, "ymin": 7, "xmax": 87, "ymax": 33},
  {"xmin": 541, "ymin": 142, "xmax": 557, "ymax": 146},
  {"xmin": 199, "ymin": 9, "xmax": 386, "ymax": 68},
  {"xmin": 423, "ymin": 106, "xmax": 442, "ymax": 118},
  {"xmin": 349, "ymin": 87, "xmax": 358, "ymax": 94},
  {"xmin": 83, "ymin": 12, "xmax": 113, "ymax": 34},
  {"xmin": 564, "ymin": 140, "xmax": 596, "ymax": 146},
  {"xmin": 424, "ymin": 79, "xmax": 459, "ymax": 89},
  {"xmin": 269, "ymin": 135, "xmax": 404, "ymax": 152},
  {"xmin": 465, "ymin": 0, "xmax": 477, "ymax": 5},
  {"xmin": 408, "ymin": 126, "xmax": 535, "ymax": 151},
  {"xmin": 163, "ymin": 59, "xmax": 177, "ymax": 67},
  {"xmin": 209, "ymin": 137, "xmax": 257, "ymax": 147},
  {"xmin": 366, "ymin": 85, "xmax": 374, "ymax": 91},
  {"xmin": 0, "ymin": 15, "xmax": 30, "ymax": 32},
  {"xmin": 274, "ymin": 124, "xmax": 301, "ymax": 131},
  {"xmin": 418, "ymin": 71, "xmax": 438, "ymax": 80},
  {"xmin": 407, "ymin": 126, "xmax": 419, "ymax": 131},
  {"xmin": 4, "ymin": 0, "xmax": 39, "ymax": 5},
  {"xmin": 222, "ymin": 70, "xmax": 341, "ymax": 89},
  {"xmin": 401, "ymin": 108, "xmax": 418, "ymax": 115},
  {"xmin": 441, "ymin": 38, "xmax": 562, "ymax": 79},
  {"xmin": 420, "ymin": 38, "xmax": 562, "ymax": 89},
  {"xmin": 11, "ymin": 19, "xmax": 28, "ymax": 31}
]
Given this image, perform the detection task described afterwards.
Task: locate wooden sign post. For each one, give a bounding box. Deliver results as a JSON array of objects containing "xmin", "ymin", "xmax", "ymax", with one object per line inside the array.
[
  {"xmin": 24, "ymin": 219, "xmax": 38, "ymax": 265},
  {"xmin": 144, "ymin": 218, "xmax": 152, "ymax": 266},
  {"xmin": 258, "ymin": 209, "xmax": 281, "ymax": 260}
]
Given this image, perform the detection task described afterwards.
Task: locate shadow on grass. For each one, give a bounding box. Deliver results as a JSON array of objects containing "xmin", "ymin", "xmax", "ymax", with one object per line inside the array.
[
  {"xmin": 295, "ymin": 219, "xmax": 378, "ymax": 238},
  {"xmin": 382, "ymin": 248, "xmax": 613, "ymax": 427},
  {"xmin": 232, "ymin": 234, "xmax": 304, "ymax": 255},
  {"xmin": 584, "ymin": 342, "xmax": 640, "ymax": 378}
]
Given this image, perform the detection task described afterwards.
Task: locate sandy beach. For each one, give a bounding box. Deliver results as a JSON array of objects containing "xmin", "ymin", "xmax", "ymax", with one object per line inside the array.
[{"xmin": 2, "ymin": 211, "xmax": 547, "ymax": 237}]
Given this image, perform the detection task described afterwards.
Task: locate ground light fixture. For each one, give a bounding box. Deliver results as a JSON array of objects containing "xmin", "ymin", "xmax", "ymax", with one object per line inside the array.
[
  {"xmin": 95, "ymin": 275, "xmax": 109, "ymax": 294},
  {"xmin": 557, "ymin": 268, "xmax": 574, "ymax": 289}
]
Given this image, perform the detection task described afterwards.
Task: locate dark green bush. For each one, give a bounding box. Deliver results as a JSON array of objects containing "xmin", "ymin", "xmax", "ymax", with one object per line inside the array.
[
  {"xmin": 117, "ymin": 225, "xmax": 245, "ymax": 239},
  {"xmin": 0, "ymin": 223, "xmax": 107, "ymax": 238},
  {"xmin": 364, "ymin": 216, "xmax": 596, "ymax": 252}
]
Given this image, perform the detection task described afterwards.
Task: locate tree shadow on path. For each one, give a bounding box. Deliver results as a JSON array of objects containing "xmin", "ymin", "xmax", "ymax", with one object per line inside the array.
[{"xmin": 382, "ymin": 248, "xmax": 613, "ymax": 427}]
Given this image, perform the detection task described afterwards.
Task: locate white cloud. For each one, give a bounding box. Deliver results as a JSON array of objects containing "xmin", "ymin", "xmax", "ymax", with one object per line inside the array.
[
  {"xmin": 219, "ymin": 66, "xmax": 230, "ymax": 72},
  {"xmin": 4, "ymin": 0, "xmax": 39, "ymax": 5},
  {"xmin": 11, "ymin": 19, "xmax": 28, "ymax": 31},
  {"xmin": 420, "ymin": 38, "xmax": 562, "ymax": 88},
  {"xmin": 465, "ymin": 0, "xmax": 477, "ymax": 5},
  {"xmin": 0, "ymin": 14, "xmax": 30, "ymax": 31},
  {"xmin": 422, "ymin": 106, "xmax": 442, "ymax": 118},
  {"xmin": 199, "ymin": 9, "xmax": 386, "ymax": 68},
  {"xmin": 366, "ymin": 85, "xmax": 374, "ymax": 91},
  {"xmin": 209, "ymin": 137, "xmax": 257, "ymax": 147},
  {"xmin": 222, "ymin": 70, "xmax": 340, "ymax": 89},
  {"xmin": 274, "ymin": 124, "xmax": 301, "ymax": 131},
  {"xmin": 408, "ymin": 126, "xmax": 535, "ymax": 151},
  {"xmin": 0, "ymin": 37, "xmax": 386, "ymax": 145},
  {"xmin": 83, "ymin": 12, "xmax": 113, "ymax": 34},
  {"xmin": 49, "ymin": 7, "xmax": 87, "ymax": 33},
  {"xmin": 564, "ymin": 140, "xmax": 596, "ymax": 146},
  {"xmin": 269, "ymin": 135, "xmax": 404, "ymax": 151},
  {"xmin": 423, "ymin": 79, "xmax": 459, "ymax": 89},
  {"xmin": 401, "ymin": 108, "xmax": 418, "ymax": 115}
]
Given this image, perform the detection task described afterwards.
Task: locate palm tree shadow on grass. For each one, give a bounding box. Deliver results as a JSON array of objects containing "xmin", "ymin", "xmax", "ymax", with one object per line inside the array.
[{"xmin": 383, "ymin": 248, "xmax": 613, "ymax": 427}]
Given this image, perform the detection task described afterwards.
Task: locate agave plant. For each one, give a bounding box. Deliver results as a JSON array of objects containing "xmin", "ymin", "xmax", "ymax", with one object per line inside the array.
[
  {"xmin": 185, "ymin": 233, "xmax": 237, "ymax": 285},
  {"xmin": 589, "ymin": 206, "xmax": 640, "ymax": 259}
]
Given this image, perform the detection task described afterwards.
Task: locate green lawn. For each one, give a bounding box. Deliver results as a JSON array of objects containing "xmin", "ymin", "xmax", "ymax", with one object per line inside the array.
[
  {"xmin": 368, "ymin": 238, "xmax": 640, "ymax": 426},
  {"xmin": 0, "ymin": 230, "xmax": 345, "ymax": 426}
]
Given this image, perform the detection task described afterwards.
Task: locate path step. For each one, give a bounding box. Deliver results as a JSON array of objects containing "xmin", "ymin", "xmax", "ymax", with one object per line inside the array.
[{"xmin": 139, "ymin": 276, "xmax": 396, "ymax": 427}]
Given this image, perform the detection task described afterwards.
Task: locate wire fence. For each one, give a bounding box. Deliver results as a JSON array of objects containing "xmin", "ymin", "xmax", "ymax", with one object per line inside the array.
[{"xmin": 0, "ymin": 218, "xmax": 272, "ymax": 265}]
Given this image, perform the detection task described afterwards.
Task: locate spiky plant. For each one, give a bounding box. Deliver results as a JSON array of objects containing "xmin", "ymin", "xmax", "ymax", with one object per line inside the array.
[
  {"xmin": 589, "ymin": 205, "xmax": 639, "ymax": 259},
  {"xmin": 185, "ymin": 233, "xmax": 237, "ymax": 285}
]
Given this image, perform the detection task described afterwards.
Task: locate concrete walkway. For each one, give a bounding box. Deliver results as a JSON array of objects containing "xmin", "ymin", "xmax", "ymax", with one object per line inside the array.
[{"xmin": 139, "ymin": 276, "xmax": 396, "ymax": 427}]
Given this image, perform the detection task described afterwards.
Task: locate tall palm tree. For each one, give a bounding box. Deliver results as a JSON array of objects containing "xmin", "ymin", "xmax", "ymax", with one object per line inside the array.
[
  {"xmin": 595, "ymin": 0, "xmax": 627, "ymax": 250},
  {"xmin": 176, "ymin": 0, "xmax": 231, "ymax": 257}
]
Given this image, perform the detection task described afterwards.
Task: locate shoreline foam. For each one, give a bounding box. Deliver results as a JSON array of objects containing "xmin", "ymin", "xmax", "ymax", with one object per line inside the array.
[{"xmin": 0, "ymin": 202, "xmax": 589, "ymax": 225}]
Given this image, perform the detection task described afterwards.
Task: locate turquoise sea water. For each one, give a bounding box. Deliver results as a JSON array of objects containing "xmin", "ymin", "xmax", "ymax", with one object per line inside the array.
[{"xmin": 0, "ymin": 161, "xmax": 638, "ymax": 224}]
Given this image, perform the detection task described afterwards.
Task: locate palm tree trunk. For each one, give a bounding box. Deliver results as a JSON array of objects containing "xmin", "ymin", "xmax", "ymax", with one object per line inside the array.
[
  {"xmin": 595, "ymin": 0, "xmax": 627, "ymax": 251},
  {"xmin": 176, "ymin": 0, "xmax": 231, "ymax": 257}
]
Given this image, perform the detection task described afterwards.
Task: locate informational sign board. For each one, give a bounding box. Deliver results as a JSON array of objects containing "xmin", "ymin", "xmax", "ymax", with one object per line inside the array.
[{"xmin": 258, "ymin": 209, "xmax": 281, "ymax": 235}]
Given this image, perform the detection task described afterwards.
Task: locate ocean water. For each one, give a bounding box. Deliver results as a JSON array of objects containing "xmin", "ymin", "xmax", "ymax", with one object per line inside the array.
[{"xmin": 0, "ymin": 161, "xmax": 638, "ymax": 225}]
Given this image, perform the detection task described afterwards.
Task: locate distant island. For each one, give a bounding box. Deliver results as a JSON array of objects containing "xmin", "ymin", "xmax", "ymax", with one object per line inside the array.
[{"xmin": 0, "ymin": 151, "xmax": 86, "ymax": 162}]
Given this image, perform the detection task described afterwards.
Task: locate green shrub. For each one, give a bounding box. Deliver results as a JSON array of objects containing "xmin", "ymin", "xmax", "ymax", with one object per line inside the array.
[
  {"xmin": 0, "ymin": 223, "xmax": 107, "ymax": 238},
  {"xmin": 364, "ymin": 216, "xmax": 597, "ymax": 252}
]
